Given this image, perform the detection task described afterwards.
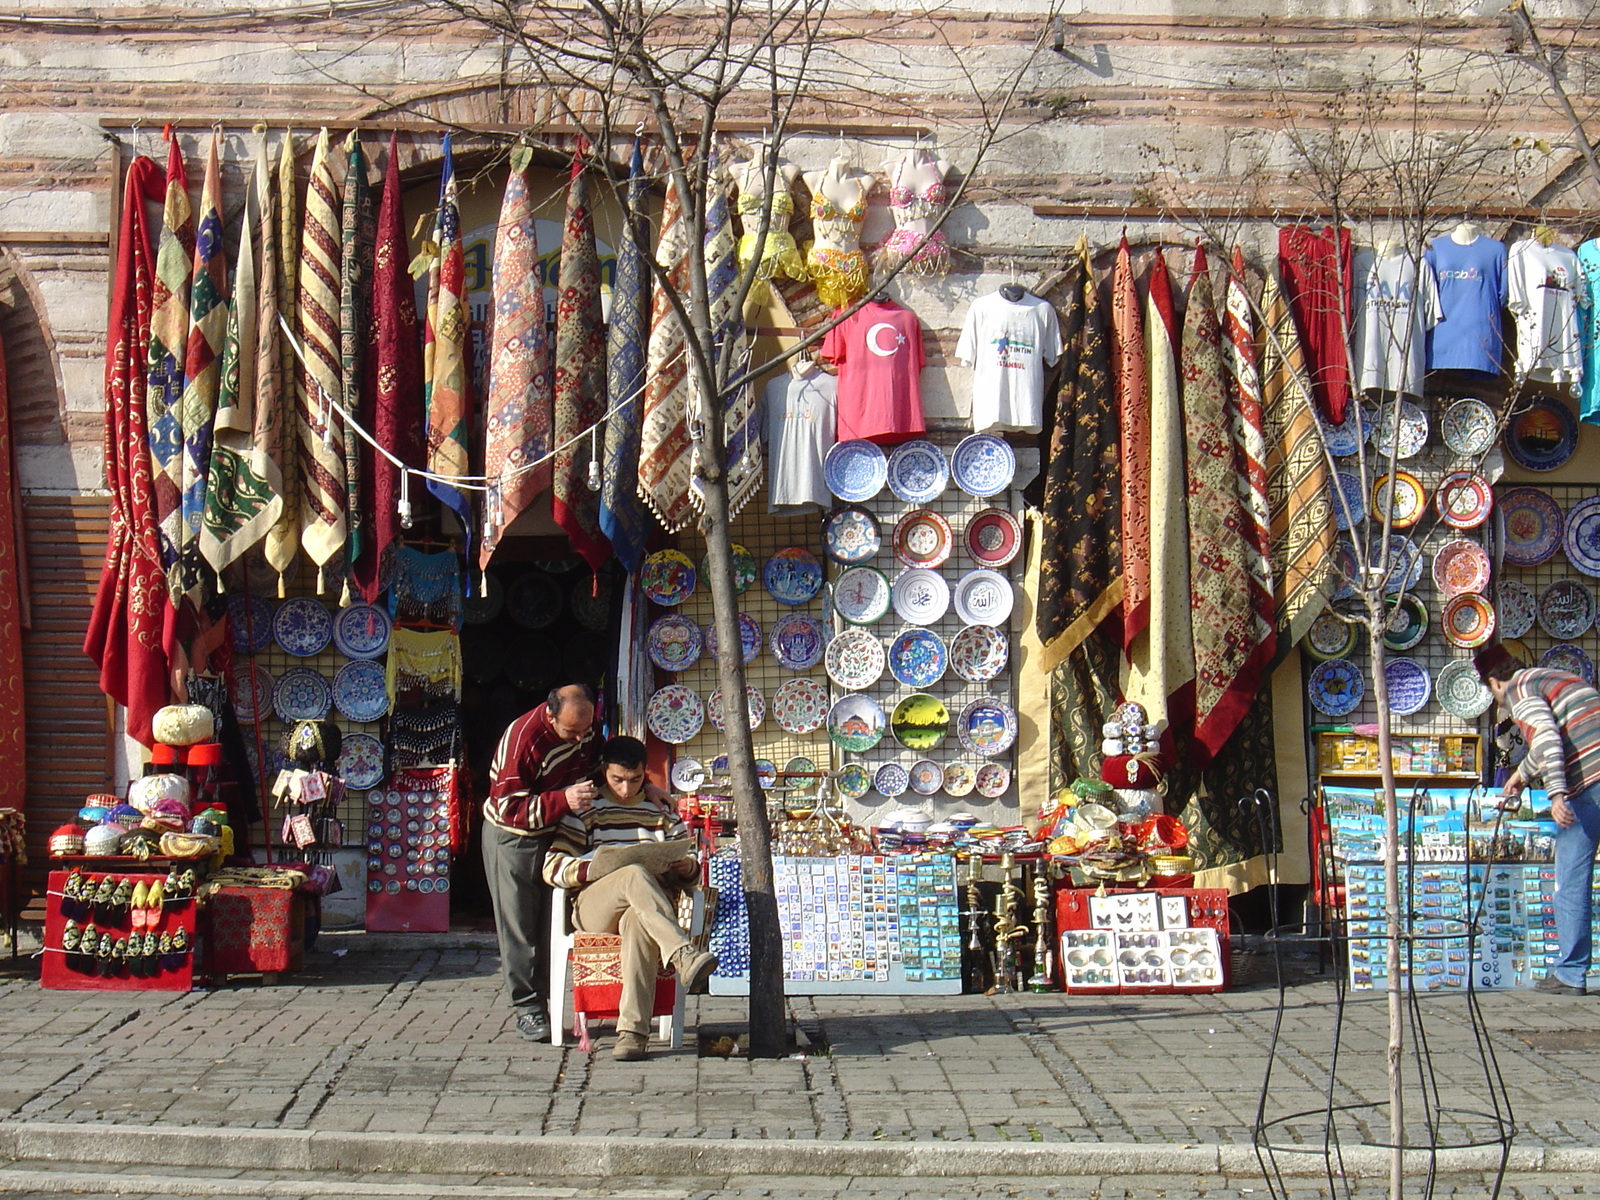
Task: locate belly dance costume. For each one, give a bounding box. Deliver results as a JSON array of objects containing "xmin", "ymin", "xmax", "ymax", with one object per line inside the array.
[
  {"xmin": 736, "ymin": 187, "xmax": 808, "ymax": 303},
  {"xmin": 876, "ymin": 157, "xmax": 950, "ymax": 277},
  {"xmin": 807, "ymin": 187, "xmax": 870, "ymax": 309}
]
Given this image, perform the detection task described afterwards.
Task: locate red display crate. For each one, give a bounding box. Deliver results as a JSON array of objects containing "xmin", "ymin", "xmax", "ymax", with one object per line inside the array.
[
  {"xmin": 1054, "ymin": 885, "xmax": 1231, "ymax": 993},
  {"xmin": 41, "ymin": 869, "xmax": 197, "ymax": 992},
  {"xmin": 203, "ymin": 885, "xmax": 306, "ymax": 978}
]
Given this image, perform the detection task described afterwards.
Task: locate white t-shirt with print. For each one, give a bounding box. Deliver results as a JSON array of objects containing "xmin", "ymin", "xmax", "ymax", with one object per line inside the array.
[
  {"xmin": 956, "ymin": 290, "xmax": 1063, "ymax": 434},
  {"xmin": 1508, "ymin": 238, "xmax": 1588, "ymax": 385}
]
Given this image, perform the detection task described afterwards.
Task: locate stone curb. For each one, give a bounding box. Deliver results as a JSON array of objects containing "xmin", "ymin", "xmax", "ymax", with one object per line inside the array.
[{"xmin": 0, "ymin": 1124, "xmax": 1596, "ymax": 1179}]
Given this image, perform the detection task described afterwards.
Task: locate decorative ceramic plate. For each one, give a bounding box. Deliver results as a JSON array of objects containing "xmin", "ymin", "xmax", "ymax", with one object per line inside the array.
[
  {"xmin": 957, "ymin": 697, "xmax": 1017, "ymax": 757},
  {"xmin": 834, "ymin": 565, "xmax": 893, "ymax": 625},
  {"xmin": 1331, "ymin": 539, "xmax": 1360, "ymax": 602},
  {"xmin": 333, "ymin": 659, "xmax": 390, "ymax": 723},
  {"xmin": 1541, "ymin": 642, "xmax": 1596, "ymax": 683},
  {"xmin": 1505, "ymin": 399, "xmax": 1578, "ymax": 471},
  {"xmin": 1437, "ymin": 659, "xmax": 1495, "ymax": 720},
  {"xmin": 824, "ymin": 439, "xmax": 889, "ymax": 502},
  {"xmin": 908, "ymin": 759, "xmax": 943, "ymax": 796},
  {"xmin": 769, "ymin": 612, "xmax": 826, "ymax": 670},
  {"xmin": 874, "ymin": 762, "xmax": 910, "ymax": 798},
  {"xmin": 1371, "ymin": 470, "xmax": 1426, "ymax": 529},
  {"xmin": 570, "ymin": 578, "xmax": 611, "ymax": 632},
  {"xmin": 1372, "ymin": 399, "xmax": 1429, "ymax": 459},
  {"xmin": 892, "ymin": 567, "xmax": 951, "ymax": 625},
  {"xmin": 783, "ymin": 757, "xmax": 819, "ymax": 789},
  {"xmin": 762, "ymin": 547, "xmax": 823, "ymax": 606},
  {"xmin": 827, "ymin": 693, "xmax": 888, "ymax": 752},
  {"xmin": 646, "ymin": 684, "xmax": 704, "ymax": 744},
  {"xmin": 506, "ymin": 570, "xmax": 564, "ymax": 629},
  {"xmin": 1495, "ymin": 579, "xmax": 1538, "ymax": 640},
  {"xmin": 943, "ymin": 762, "xmax": 976, "ymax": 797},
  {"xmin": 229, "ymin": 662, "xmax": 273, "ymax": 724},
  {"xmin": 1321, "ymin": 402, "xmax": 1372, "ymax": 457},
  {"xmin": 702, "ymin": 544, "xmax": 756, "ymax": 595},
  {"xmin": 1378, "ymin": 535, "xmax": 1425, "ymax": 595},
  {"xmin": 333, "ymin": 733, "xmax": 384, "ymax": 791},
  {"xmin": 836, "ymin": 762, "xmax": 873, "ymax": 800},
  {"xmin": 647, "ymin": 613, "xmax": 704, "ymax": 673},
  {"xmin": 333, "ymin": 603, "xmax": 392, "ymax": 660},
  {"xmin": 1432, "ymin": 538, "xmax": 1491, "ymax": 597},
  {"xmin": 888, "ymin": 627, "xmax": 948, "ymax": 688},
  {"xmin": 1330, "ymin": 470, "xmax": 1366, "ymax": 531},
  {"xmin": 1539, "ymin": 579, "xmax": 1595, "ymax": 640},
  {"xmin": 273, "ymin": 666, "xmax": 332, "ymax": 722},
  {"xmin": 949, "ymin": 623, "xmax": 1009, "ymax": 683},
  {"xmin": 755, "ymin": 760, "xmax": 779, "ymax": 790},
  {"xmin": 704, "ymin": 612, "xmax": 762, "ymax": 665},
  {"xmin": 1432, "ymin": 471, "xmax": 1492, "ymax": 531},
  {"xmin": 823, "ymin": 506, "xmax": 881, "ymax": 564},
  {"xmin": 975, "ymin": 762, "xmax": 1011, "ymax": 799},
  {"xmin": 640, "ymin": 549, "xmax": 697, "ymax": 606},
  {"xmin": 1307, "ymin": 658, "xmax": 1364, "ymax": 717},
  {"xmin": 462, "ymin": 573, "xmax": 504, "ymax": 625},
  {"xmin": 669, "ymin": 757, "xmax": 707, "ymax": 792},
  {"xmin": 1442, "ymin": 397, "xmax": 1497, "ymax": 456},
  {"xmin": 1500, "ymin": 487, "xmax": 1564, "ymax": 567},
  {"xmin": 966, "ymin": 508, "xmax": 1023, "ymax": 567},
  {"xmin": 228, "ymin": 593, "xmax": 275, "ymax": 655},
  {"xmin": 886, "ymin": 439, "xmax": 949, "ymax": 503},
  {"xmin": 1382, "ymin": 595, "xmax": 1428, "ymax": 652},
  {"xmin": 772, "ymin": 678, "xmax": 829, "ymax": 734},
  {"xmin": 1307, "ymin": 610, "xmax": 1358, "ymax": 661},
  {"xmin": 274, "ymin": 597, "xmax": 333, "ymax": 657},
  {"xmin": 951, "ymin": 434, "xmax": 1017, "ymax": 498},
  {"xmin": 954, "ymin": 568, "xmax": 1015, "ymax": 627},
  {"xmin": 825, "ymin": 628, "xmax": 886, "ymax": 689},
  {"xmin": 708, "ymin": 684, "xmax": 765, "ymax": 733},
  {"xmin": 891, "ymin": 693, "xmax": 951, "ymax": 752},
  {"xmin": 1441, "ymin": 592, "xmax": 1496, "ymax": 649},
  {"xmin": 893, "ymin": 509, "xmax": 954, "ymax": 568},
  {"xmin": 1563, "ymin": 494, "xmax": 1600, "ymax": 577},
  {"xmin": 1385, "ymin": 657, "xmax": 1431, "ymax": 717}
]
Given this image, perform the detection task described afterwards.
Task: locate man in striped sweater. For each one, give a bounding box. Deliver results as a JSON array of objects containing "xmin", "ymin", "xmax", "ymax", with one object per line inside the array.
[
  {"xmin": 544, "ymin": 735, "xmax": 718, "ymax": 1060},
  {"xmin": 1479, "ymin": 643, "xmax": 1600, "ymax": 995}
]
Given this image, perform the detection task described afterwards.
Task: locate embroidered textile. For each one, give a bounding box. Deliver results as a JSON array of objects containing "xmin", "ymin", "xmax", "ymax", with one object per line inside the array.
[
  {"xmin": 264, "ymin": 132, "xmax": 301, "ymax": 590},
  {"xmin": 178, "ymin": 134, "xmax": 226, "ymax": 599},
  {"xmin": 1174, "ymin": 687, "xmax": 1279, "ymax": 878},
  {"xmin": 1111, "ymin": 238, "xmax": 1150, "ymax": 657},
  {"xmin": 1046, "ymin": 627, "xmax": 1123, "ymax": 796},
  {"xmin": 551, "ymin": 152, "xmax": 612, "ymax": 574},
  {"xmin": 340, "ymin": 132, "xmax": 374, "ymax": 599},
  {"xmin": 481, "ymin": 163, "xmax": 552, "ymax": 570},
  {"xmin": 424, "ymin": 133, "xmax": 473, "ymax": 540},
  {"xmin": 599, "ymin": 141, "xmax": 650, "ymax": 573},
  {"xmin": 385, "ymin": 627, "xmax": 463, "ymax": 704},
  {"xmin": 145, "ymin": 139, "xmax": 194, "ymax": 601},
  {"xmin": 637, "ymin": 177, "xmax": 695, "ymax": 531},
  {"xmin": 1224, "ymin": 247, "xmax": 1278, "ymax": 666},
  {"xmin": 1277, "ymin": 224, "xmax": 1353, "ymax": 425}
]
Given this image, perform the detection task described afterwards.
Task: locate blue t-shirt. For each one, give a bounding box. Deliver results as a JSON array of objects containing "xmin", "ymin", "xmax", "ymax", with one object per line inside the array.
[{"xmin": 1425, "ymin": 234, "xmax": 1507, "ymax": 375}]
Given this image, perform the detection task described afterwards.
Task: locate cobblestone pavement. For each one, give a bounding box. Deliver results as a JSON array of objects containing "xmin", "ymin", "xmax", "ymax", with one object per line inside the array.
[{"xmin": 0, "ymin": 942, "xmax": 1596, "ymax": 1148}]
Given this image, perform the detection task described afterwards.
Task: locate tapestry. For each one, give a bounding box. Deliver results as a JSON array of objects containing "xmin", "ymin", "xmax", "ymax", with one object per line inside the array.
[
  {"xmin": 424, "ymin": 132, "xmax": 473, "ymax": 542},
  {"xmin": 340, "ymin": 131, "xmax": 374, "ymax": 601},
  {"xmin": 1175, "ymin": 685, "xmax": 1280, "ymax": 879},
  {"xmin": 1223, "ymin": 247, "xmax": 1277, "ymax": 653},
  {"xmin": 144, "ymin": 137, "xmax": 193, "ymax": 601},
  {"xmin": 1046, "ymin": 625, "xmax": 1122, "ymax": 796},
  {"xmin": 598, "ymin": 140, "xmax": 650, "ymax": 573},
  {"xmin": 178, "ymin": 133, "xmax": 226, "ymax": 600},
  {"xmin": 637, "ymin": 177, "xmax": 695, "ymax": 531},
  {"xmin": 263, "ymin": 131, "xmax": 300, "ymax": 592},
  {"xmin": 1111, "ymin": 236, "xmax": 1150, "ymax": 657}
]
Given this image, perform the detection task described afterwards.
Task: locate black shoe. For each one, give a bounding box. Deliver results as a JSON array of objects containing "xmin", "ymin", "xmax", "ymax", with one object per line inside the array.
[
  {"xmin": 1535, "ymin": 974, "xmax": 1587, "ymax": 996},
  {"xmin": 515, "ymin": 1008, "xmax": 551, "ymax": 1040}
]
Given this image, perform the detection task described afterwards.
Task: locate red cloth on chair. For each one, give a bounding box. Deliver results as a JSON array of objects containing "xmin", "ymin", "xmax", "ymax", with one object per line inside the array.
[{"xmin": 570, "ymin": 931, "xmax": 676, "ymax": 1031}]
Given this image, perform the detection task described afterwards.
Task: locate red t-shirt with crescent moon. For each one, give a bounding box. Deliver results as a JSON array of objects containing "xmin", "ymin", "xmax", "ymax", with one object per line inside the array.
[{"xmin": 820, "ymin": 299, "xmax": 927, "ymax": 443}]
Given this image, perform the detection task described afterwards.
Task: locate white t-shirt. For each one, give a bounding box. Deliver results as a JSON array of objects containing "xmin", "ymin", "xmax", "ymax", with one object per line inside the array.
[
  {"xmin": 1508, "ymin": 238, "xmax": 1588, "ymax": 385},
  {"xmin": 762, "ymin": 364, "xmax": 837, "ymax": 512},
  {"xmin": 955, "ymin": 290, "xmax": 1063, "ymax": 434},
  {"xmin": 1352, "ymin": 249, "xmax": 1439, "ymax": 396}
]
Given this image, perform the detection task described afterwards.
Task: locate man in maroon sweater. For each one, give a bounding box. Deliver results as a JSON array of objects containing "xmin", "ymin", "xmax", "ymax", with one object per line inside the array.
[{"xmin": 482, "ymin": 683, "xmax": 603, "ymax": 1041}]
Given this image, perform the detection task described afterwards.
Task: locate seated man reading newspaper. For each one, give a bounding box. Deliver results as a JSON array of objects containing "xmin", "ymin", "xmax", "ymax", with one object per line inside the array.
[{"xmin": 543, "ymin": 735, "xmax": 718, "ymax": 1060}]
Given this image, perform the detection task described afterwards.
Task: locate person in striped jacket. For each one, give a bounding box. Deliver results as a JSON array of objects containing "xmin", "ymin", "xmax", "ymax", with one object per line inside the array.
[
  {"xmin": 1479, "ymin": 643, "xmax": 1600, "ymax": 995},
  {"xmin": 544, "ymin": 735, "xmax": 717, "ymax": 1060}
]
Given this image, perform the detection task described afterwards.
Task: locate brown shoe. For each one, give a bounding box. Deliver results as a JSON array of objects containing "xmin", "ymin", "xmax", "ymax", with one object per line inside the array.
[
  {"xmin": 612, "ymin": 1030, "xmax": 649, "ymax": 1061},
  {"xmin": 669, "ymin": 945, "xmax": 718, "ymax": 991}
]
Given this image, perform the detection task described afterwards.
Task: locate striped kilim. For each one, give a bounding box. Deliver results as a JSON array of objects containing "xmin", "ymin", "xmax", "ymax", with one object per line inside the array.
[
  {"xmin": 264, "ymin": 131, "xmax": 301, "ymax": 593},
  {"xmin": 1111, "ymin": 237, "xmax": 1150, "ymax": 657},
  {"xmin": 144, "ymin": 137, "xmax": 193, "ymax": 599},
  {"xmin": 1223, "ymin": 246, "xmax": 1277, "ymax": 662},
  {"xmin": 637, "ymin": 177, "xmax": 695, "ymax": 532},
  {"xmin": 551, "ymin": 151, "xmax": 611, "ymax": 575},
  {"xmin": 199, "ymin": 134, "xmax": 283, "ymax": 579},
  {"xmin": 340, "ymin": 131, "xmax": 374, "ymax": 601},
  {"xmin": 296, "ymin": 127, "xmax": 347, "ymax": 594},
  {"xmin": 178, "ymin": 133, "xmax": 227, "ymax": 599},
  {"xmin": 480, "ymin": 161, "xmax": 552, "ymax": 571},
  {"xmin": 1260, "ymin": 272, "xmax": 1334, "ymax": 647},
  {"xmin": 1181, "ymin": 245, "xmax": 1265, "ymax": 766},
  {"xmin": 425, "ymin": 133, "xmax": 473, "ymax": 542},
  {"xmin": 598, "ymin": 140, "xmax": 650, "ymax": 573}
]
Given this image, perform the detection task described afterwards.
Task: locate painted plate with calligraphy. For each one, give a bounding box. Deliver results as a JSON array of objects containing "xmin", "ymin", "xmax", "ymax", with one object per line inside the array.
[
  {"xmin": 646, "ymin": 684, "xmax": 704, "ymax": 744},
  {"xmin": 823, "ymin": 506, "xmax": 881, "ymax": 564},
  {"xmin": 773, "ymin": 677, "xmax": 829, "ymax": 734},
  {"xmin": 763, "ymin": 547, "xmax": 824, "ymax": 606},
  {"xmin": 833, "ymin": 565, "xmax": 892, "ymax": 625},
  {"xmin": 333, "ymin": 603, "xmax": 392, "ymax": 660},
  {"xmin": 966, "ymin": 508, "xmax": 1022, "ymax": 566},
  {"xmin": 1539, "ymin": 579, "xmax": 1595, "ymax": 640},
  {"xmin": 669, "ymin": 757, "xmax": 707, "ymax": 793},
  {"xmin": 949, "ymin": 622, "xmax": 1009, "ymax": 683},
  {"xmin": 704, "ymin": 612, "xmax": 762, "ymax": 665},
  {"xmin": 891, "ymin": 567, "xmax": 951, "ymax": 626},
  {"xmin": 333, "ymin": 659, "xmax": 390, "ymax": 723},
  {"xmin": 893, "ymin": 509, "xmax": 954, "ymax": 569},
  {"xmin": 951, "ymin": 434, "xmax": 1017, "ymax": 498},
  {"xmin": 827, "ymin": 692, "xmax": 887, "ymax": 753},
  {"xmin": 1384, "ymin": 657, "xmax": 1431, "ymax": 717},
  {"xmin": 640, "ymin": 549, "xmax": 697, "ymax": 606},
  {"xmin": 886, "ymin": 439, "xmax": 949, "ymax": 503},
  {"xmin": 769, "ymin": 612, "xmax": 826, "ymax": 670},
  {"xmin": 273, "ymin": 666, "xmax": 332, "ymax": 723},
  {"xmin": 954, "ymin": 568, "xmax": 1014, "ymax": 627},
  {"xmin": 647, "ymin": 613, "xmax": 703, "ymax": 673},
  {"xmin": 824, "ymin": 439, "xmax": 889, "ymax": 502},
  {"xmin": 888, "ymin": 627, "xmax": 948, "ymax": 688},
  {"xmin": 825, "ymin": 627, "xmax": 886, "ymax": 690},
  {"xmin": 707, "ymin": 684, "xmax": 765, "ymax": 733},
  {"xmin": 274, "ymin": 597, "xmax": 333, "ymax": 657},
  {"xmin": 1499, "ymin": 487, "xmax": 1563, "ymax": 567}
]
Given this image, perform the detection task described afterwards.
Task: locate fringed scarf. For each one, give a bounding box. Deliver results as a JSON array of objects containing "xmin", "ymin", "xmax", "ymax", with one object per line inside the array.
[
  {"xmin": 1111, "ymin": 237, "xmax": 1150, "ymax": 657},
  {"xmin": 339, "ymin": 132, "xmax": 374, "ymax": 602},
  {"xmin": 263, "ymin": 131, "xmax": 300, "ymax": 592},
  {"xmin": 178, "ymin": 132, "xmax": 226, "ymax": 599},
  {"xmin": 145, "ymin": 137, "xmax": 193, "ymax": 600},
  {"xmin": 637, "ymin": 176, "xmax": 695, "ymax": 532},
  {"xmin": 424, "ymin": 132, "xmax": 473, "ymax": 543},
  {"xmin": 598, "ymin": 140, "xmax": 651, "ymax": 572}
]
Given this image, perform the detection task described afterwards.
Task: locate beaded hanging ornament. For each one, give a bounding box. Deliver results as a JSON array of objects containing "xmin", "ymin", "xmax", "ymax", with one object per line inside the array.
[
  {"xmin": 385, "ymin": 627, "xmax": 463, "ymax": 703},
  {"xmin": 388, "ymin": 698, "xmax": 462, "ymax": 769},
  {"xmin": 389, "ymin": 546, "xmax": 464, "ymax": 630}
]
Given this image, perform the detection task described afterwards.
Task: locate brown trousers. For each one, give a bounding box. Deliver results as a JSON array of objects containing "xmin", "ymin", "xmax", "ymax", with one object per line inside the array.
[{"xmin": 571, "ymin": 863, "xmax": 693, "ymax": 1035}]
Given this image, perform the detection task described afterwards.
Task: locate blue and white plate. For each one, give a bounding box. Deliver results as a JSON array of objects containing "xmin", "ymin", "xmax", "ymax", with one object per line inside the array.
[
  {"xmin": 1563, "ymin": 495, "xmax": 1600, "ymax": 577},
  {"xmin": 274, "ymin": 597, "xmax": 333, "ymax": 657},
  {"xmin": 763, "ymin": 547, "xmax": 824, "ymax": 605},
  {"xmin": 1384, "ymin": 657, "xmax": 1431, "ymax": 717},
  {"xmin": 873, "ymin": 762, "xmax": 910, "ymax": 798},
  {"xmin": 1330, "ymin": 470, "xmax": 1365, "ymax": 531},
  {"xmin": 1376, "ymin": 534, "xmax": 1424, "ymax": 595},
  {"xmin": 337, "ymin": 732, "xmax": 386, "ymax": 791},
  {"xmin": 1541, "ymin": 642, "xmax": 1596, "ymax": 683},
  {"xmin": 886, "ymin": 439, "xmax": 949, "ymax": 503},
  {"xmin": 823, "ymin": 506, "xmax": 881, "ymax": 564},
  {"xmin": 951, "ymin": 434, "xmax": 1016, "ymax": 498},
  {"xmin": 1307, "ymin": 658, "xmax": 1364, "ymax": 718},
  {"xmin": 333, "ymin": 659, "xmax": 390, "ymax": 723},
  {"xmin": 824, "ymin": 439, "xmax": 889, "ymax": 502},
  {"xmin": 888, "ymin": 627, "xmax": 948, "ymax": 688},
  {"xmin": 769, "ymin": 612, "xmax": 826, "ymax": 670},
  {"xmin": 333, "ymin": 603, "xmax": 392, "ymax": 660},
  {"xmin": 1320, "ymin": 402, "xmax": 1372, "ymax": 457},
  {"xmin": 273, "ymin": 666, "xmax": 332, "ymax": 722},
  {"xmin": 228, "ymin": 593, "xmax": 275, "ymax": 654},
  {"xmin": 704, "ymin": 612, "xmax": 762, "ymax": 665}
]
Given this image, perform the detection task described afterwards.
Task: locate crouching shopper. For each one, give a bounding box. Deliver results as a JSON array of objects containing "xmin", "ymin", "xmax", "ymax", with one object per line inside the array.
[{"xmin": 543, "ymin": 736, "xmax": 718, "ymax": 1060}]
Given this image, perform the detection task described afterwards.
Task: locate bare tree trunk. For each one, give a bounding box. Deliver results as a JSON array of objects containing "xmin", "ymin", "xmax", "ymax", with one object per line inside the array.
[{"xmin": 1365, "ymin": 609, "xmax": 1404, "ymax": 1200}]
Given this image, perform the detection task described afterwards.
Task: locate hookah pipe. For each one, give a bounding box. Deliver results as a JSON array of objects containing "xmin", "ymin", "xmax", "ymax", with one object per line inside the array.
[
  {"xmin": 1027, "ymin": 864, "xmax": 1060, "ymax": 992},
  {"xmin": 990, "ymin": 852, "xmax": 1026, "ymax": 993},
  {"xmin": 962, "ymin": 854, "xmax": 991, "ymax": 992}
]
